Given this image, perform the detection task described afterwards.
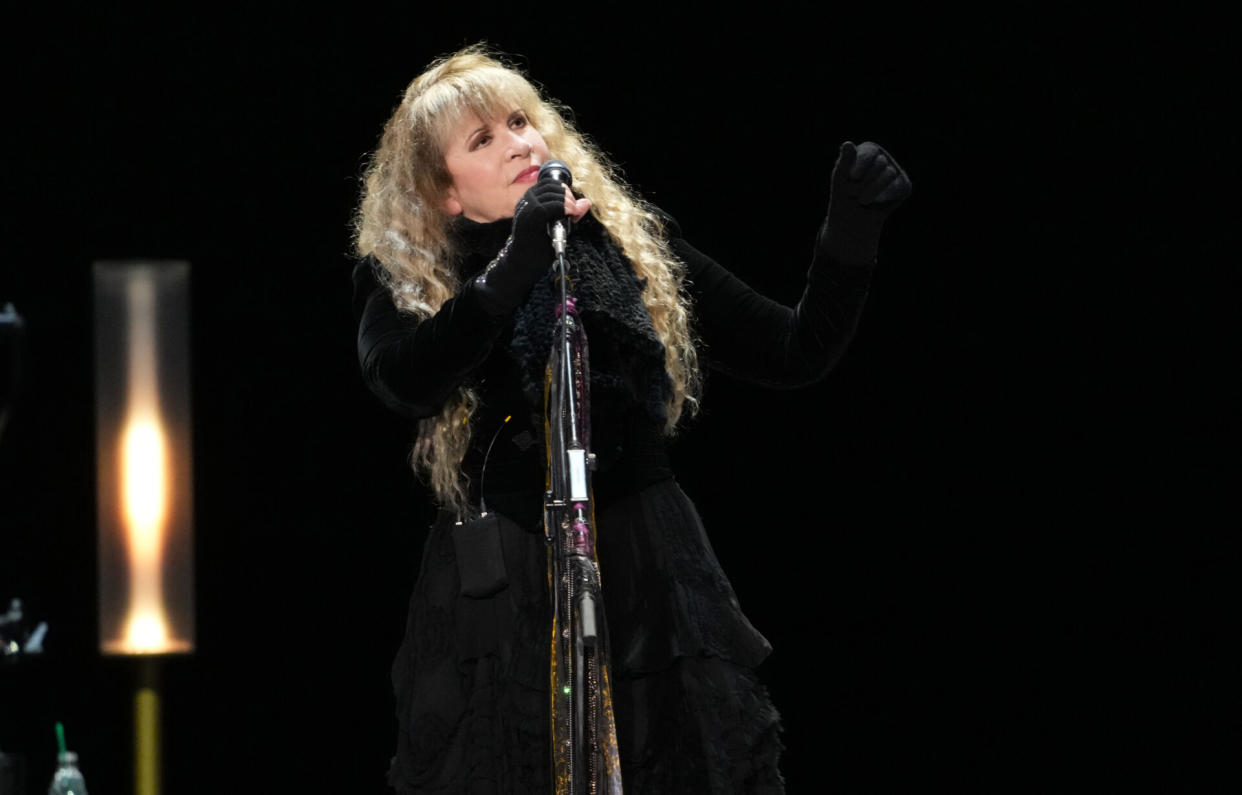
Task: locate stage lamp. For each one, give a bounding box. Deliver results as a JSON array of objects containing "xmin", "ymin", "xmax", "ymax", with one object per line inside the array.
[{"xmin": 94, "ymin": 260, "xmax": 194, "ymax": 795}]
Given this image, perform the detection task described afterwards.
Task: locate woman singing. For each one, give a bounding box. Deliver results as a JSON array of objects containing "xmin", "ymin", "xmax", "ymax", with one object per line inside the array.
[{"xmin": 352, "ymin": 45, "xmax": 910, "ymax": 794}]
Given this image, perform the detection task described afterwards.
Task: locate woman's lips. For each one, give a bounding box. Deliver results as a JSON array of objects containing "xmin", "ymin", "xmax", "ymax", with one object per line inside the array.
[{"xmin": 513, "ymin": 165, "xmax": 540, "ymax": 184}]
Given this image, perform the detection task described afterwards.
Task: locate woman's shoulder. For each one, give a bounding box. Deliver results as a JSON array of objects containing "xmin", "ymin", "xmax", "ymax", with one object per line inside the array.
[
  {"xmin": 351, "ymin": 253, "xmax": 383, "ymax": 289},
  {"xmin": 586, "ymin": 202, "xmax": 680, "ymax": 252},
  {"xmin": 645, "ymin": 204, "xmax": 682, "ymax": 240}
]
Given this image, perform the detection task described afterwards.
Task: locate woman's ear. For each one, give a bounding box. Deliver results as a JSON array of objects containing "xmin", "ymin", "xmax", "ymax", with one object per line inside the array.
[{"xmin": 443, "ymin": 192, "xmax": 463, "ymax": 216}]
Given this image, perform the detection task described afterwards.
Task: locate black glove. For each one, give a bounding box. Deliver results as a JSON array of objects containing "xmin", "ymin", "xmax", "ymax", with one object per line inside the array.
[
  {"xmin": 473, "ymin": 174, "xmax": 569, "ymax": 311},
  {"xmin": 817, "ymin": 141, "xmax": 911, "ymax": 268}
]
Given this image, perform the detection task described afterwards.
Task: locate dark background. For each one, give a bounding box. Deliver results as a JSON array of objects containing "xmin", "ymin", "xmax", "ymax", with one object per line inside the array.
[{"xmin": 1, "ymin": 3, "xmax": 1236, "ymax": 793}]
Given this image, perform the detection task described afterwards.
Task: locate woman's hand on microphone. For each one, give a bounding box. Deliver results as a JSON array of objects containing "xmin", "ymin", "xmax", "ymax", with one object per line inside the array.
[
  {"xmin": 510, "ymin": 176, "xmax": 590, "ymax": 250},
  {"xmin": 473, "ymin": 173, "xmax": 590, "ymax": 313},
  {"xmin": 511, "ymin": 173, "xmax": 571, "ymax": 244},
  {"xmin": 564, "ymin": 186, "xmax": 591, "ymax": 221},
  {"xmin": 818, "ymin": 141, "xmax": 911, "ymax": 267}
]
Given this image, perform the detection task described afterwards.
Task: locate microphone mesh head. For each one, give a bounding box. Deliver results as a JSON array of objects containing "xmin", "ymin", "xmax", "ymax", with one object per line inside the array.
[{"xmin": 539, "ymin": 159, "xmax": 572, "ymax": 186}]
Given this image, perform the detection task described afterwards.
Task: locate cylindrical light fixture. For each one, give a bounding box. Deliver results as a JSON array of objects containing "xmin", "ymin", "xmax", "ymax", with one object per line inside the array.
[
  {"xmin": 95, "ymin": 260, "xmax": 194, "ymax": 655},
  {"xmin": 94, "ymin": 260, "xmax": 194, "ymax": 795}
]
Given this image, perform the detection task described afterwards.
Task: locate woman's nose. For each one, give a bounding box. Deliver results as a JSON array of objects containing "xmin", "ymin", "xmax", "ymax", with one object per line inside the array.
[{"xmin": 506, "ymin": 131, "xmax": 532, "ymax": 159}]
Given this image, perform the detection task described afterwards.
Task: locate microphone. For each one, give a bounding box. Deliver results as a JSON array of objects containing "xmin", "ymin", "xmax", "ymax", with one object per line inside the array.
[{"xmin": 539, "ymin": 159, "xmax": 572, "ymax": 255}]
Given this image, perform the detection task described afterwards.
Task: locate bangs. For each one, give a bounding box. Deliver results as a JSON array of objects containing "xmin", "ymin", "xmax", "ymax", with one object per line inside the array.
[{"xmin": 418, "ymin": 65, "xmax": 540, "ymax": 152}]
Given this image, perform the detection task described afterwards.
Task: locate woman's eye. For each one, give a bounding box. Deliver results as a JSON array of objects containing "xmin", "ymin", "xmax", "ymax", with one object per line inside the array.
[
  {"xmin": 510, "ymin": 113, "xmax": 527, "ymax": 128},
  {"xmin": 471, "ymin": 134, "xmax": 492, "ymax": 150}
]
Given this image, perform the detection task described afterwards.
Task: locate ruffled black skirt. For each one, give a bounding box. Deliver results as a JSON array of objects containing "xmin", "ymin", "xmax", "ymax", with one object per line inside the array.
[{"xmin": 387, "ymin": 479, "xmax": 784, "ymax": 794}]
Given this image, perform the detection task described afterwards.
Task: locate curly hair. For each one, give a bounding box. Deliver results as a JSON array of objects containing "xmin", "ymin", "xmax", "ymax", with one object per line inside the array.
[{"xmin": 354, "ymin": 45, "xmax": 700, "ymax": 511}]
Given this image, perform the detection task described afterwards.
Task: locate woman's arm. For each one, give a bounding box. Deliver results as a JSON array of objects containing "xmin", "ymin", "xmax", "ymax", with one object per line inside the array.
[
  {"xmin": 352, "ymin": 259, "xmax": 507, "ymax": 418},
  {"xmin": 673, "ymin": 141, "xmax": 910, "ymax": 387},
  {"xmin": 352, "ymin": 174, "xmax": 591, "ymax": 418},
  {"xmin": 672, "ymin": 232, "xmax": 874, "ymax": 388}
]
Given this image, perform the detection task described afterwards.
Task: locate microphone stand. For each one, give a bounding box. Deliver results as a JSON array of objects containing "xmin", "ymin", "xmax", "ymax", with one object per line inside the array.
[{"xmin": 543, "ymin": 229, "xmax": 623, "ymax": 795}]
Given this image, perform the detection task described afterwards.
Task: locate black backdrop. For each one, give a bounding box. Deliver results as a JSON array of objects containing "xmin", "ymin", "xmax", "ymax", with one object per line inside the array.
[{"xmin": 1, "ymin": 4, "xmax": 1236, "ymax": 793}]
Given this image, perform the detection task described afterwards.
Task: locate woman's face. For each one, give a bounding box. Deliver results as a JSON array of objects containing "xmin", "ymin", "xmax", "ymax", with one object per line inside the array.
[{"xmin": 441, "ymin": 109, "xmax": 551, "ymax": 222}]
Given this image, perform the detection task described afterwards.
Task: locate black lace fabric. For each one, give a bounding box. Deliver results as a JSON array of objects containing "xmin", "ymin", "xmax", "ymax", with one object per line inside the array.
[
  {"xmin": 387, "ymin": 482, "xmax": 784, "ymax": 794},
  {"xmin": 612, "ymin": 657, "xmax": 785, "ymax": 794}
]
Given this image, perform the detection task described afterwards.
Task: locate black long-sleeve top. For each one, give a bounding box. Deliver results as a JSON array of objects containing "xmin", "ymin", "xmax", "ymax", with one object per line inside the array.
[{"xmin": 352, "ymin": 213, "xmax": 872, "ymax": 526}]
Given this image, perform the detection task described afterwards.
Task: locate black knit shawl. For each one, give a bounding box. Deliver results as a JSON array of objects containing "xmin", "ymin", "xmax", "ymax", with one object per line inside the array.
[{"xmin": 452, "ymin": 214, "xmax": 671, "ymax": 426}]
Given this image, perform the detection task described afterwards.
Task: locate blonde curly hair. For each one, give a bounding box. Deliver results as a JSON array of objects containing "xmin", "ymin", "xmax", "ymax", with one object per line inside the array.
[{"xmin": 354, "ymin": 45, "xmax": 699, "ymax": 511}]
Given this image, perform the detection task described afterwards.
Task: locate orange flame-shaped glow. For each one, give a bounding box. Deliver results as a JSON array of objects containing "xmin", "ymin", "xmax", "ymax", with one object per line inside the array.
[{"xmin": 100, "ymin": 270, "xmax": 191, "ymax": 654}]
